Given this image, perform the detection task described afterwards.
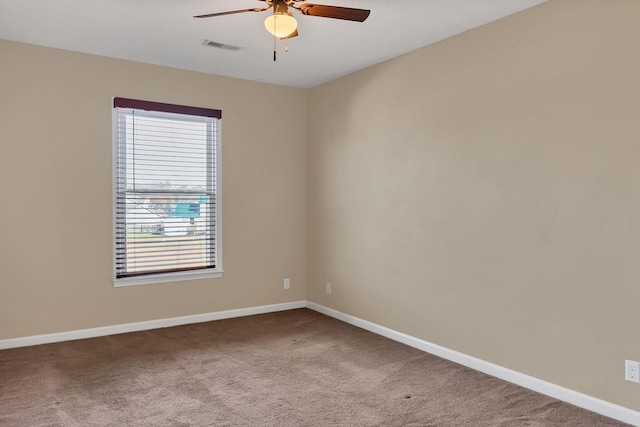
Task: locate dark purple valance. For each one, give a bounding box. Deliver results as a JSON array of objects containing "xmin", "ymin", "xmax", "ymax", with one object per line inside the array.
[{"xmin": 113, "ymin": 97, "xmax": 222, "ymax": 119}]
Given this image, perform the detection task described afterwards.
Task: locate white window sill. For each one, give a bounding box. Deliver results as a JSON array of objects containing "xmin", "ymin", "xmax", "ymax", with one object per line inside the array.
[{"xmin": 114, "ymin": 269, "xmax": 224, "ymax": 287}]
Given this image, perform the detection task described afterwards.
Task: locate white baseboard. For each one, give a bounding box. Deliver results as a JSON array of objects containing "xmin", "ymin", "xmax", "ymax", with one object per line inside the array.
[
  {"xmin": 305, "ymin": 302, "xmax": 640, "ymax": 427},
  {"xmin": 0, "ymin": 301, "xmax": 306, "ymax": 351}
]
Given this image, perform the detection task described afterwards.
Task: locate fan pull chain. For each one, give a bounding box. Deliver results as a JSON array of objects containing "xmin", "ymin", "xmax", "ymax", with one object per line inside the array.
[
  {"xmin": 285, "ymin": 38, "xmax": 289, "ymax": 52},
  {"xmin": 273, "ymin": 15, "xmax": 277, "ymax": 61}
]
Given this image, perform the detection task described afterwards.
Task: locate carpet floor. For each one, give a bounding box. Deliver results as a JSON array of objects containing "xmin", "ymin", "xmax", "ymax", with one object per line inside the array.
[{"xmin": 0, "ymin": 308, "xmax": 630, "ymax": 426}]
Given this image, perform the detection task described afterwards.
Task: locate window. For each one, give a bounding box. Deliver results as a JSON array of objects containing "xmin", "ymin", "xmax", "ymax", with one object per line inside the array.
[{"xmin": 113, "ymin": 98, "xmax": 222, "ymax": 286}]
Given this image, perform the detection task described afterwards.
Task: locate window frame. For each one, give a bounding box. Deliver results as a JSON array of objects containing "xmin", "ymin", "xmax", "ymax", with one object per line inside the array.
[{"xmin": 111, "ymin": 97, "xmax": 223, "ymax": 287}]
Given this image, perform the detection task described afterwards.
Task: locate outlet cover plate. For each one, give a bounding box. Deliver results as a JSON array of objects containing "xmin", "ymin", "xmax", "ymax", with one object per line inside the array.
[{"xmin": 625, "ymin": 360, "xmax": 640, "ymax": 383}]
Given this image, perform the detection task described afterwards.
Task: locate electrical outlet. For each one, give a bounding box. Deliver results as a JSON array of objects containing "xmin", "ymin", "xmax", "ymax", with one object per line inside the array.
[
  {"xmin": 625, "ymin": 360, "xmax": 640, "ymax": 383},
  {"xmin": 326, "ymin": 282, "xmax": 332, "ymax": 294},
  {"xmin": 283, "ymin": 278, "xmax": 290, "ymax": 290}
]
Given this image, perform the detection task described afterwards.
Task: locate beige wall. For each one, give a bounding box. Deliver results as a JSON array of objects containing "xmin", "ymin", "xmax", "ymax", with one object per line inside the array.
[
  {"xmin": 0, "ymin": 40, "xmax": 308, "ymax": 338},
  {"xmin": 307, "ymin": 0, "xmax": 640, "ymax": 412}
]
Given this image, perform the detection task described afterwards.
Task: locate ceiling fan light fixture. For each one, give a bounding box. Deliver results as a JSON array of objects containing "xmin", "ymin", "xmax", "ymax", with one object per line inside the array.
[{"xmin": 264, "ymin": 12, "xmax": 297, "ymax": 38}]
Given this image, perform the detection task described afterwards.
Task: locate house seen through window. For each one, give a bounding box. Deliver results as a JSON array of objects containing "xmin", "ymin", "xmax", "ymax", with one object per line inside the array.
[{"xmin": 113, "ymin": 98, "xmax": 222, "ymax": 285}]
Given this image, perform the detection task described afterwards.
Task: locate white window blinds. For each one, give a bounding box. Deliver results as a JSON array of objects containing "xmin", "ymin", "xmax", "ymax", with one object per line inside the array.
[{"xmin": 113, "ymin": 98, "xmax": 221, "ymax": 281}]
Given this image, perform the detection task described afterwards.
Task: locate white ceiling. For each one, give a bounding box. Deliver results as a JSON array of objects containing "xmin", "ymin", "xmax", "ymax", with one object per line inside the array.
[{"xmin": 0, "ymin": 0, "xmax": 546, "ymax": 89}]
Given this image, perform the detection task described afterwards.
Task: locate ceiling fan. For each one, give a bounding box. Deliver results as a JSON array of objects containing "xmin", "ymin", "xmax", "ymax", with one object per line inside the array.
[{"xmin": 195, "ymin": 0, "xmax": 371, "ymax": 60}]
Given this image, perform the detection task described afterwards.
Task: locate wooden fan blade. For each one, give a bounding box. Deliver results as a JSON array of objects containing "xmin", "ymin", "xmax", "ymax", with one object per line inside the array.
[
  {"xmin": 194, "ymin": 7, "xmax": 268, "ymax": 18},
  {"xmin": 296, "ymin": 4, "xmax": 370, "ymax": 22},
  {"xmin": 280, "ymin": 29, "xmax": 299, "ymax": 40}
]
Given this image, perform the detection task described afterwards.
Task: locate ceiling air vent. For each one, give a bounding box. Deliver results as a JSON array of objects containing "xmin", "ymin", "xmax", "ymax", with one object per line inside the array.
[{"xmin": 202, "ymin": 40, "xmax": 241, "ymax": 52}]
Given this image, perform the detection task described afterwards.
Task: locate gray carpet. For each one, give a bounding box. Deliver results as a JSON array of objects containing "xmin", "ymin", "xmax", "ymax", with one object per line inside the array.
[{"xmin": 0, "ymin": 309, "xmax": 629, "ymax": 426}]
